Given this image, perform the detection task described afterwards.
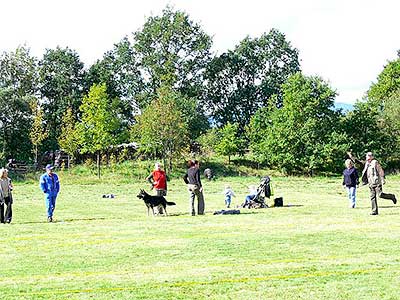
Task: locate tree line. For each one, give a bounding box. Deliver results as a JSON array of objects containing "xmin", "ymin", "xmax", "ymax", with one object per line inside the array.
[{"xmin": 0, "ymin": 7, "xmax": 399, "ymax": 175}]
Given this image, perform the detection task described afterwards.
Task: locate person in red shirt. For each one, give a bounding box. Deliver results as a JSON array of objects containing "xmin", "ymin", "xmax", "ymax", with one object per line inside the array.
[{"xmin": 146, "ymin": 162, "xmax": 168, "ymax": 214}]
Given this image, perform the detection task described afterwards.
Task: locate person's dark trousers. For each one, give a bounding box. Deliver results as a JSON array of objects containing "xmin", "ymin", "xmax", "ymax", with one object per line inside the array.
[
  {"xmin": 156, "ymin": 189, "xmax": 166, "ymax": 214},
  {"xmin": 369, "ymin": 185, "xmax": 396, "ymax": 214},
  {"xmin": 188, "ymin": 184, "xmax": 205, "ymax": 215},
  {"xmin": 4, "ymin": 196, "xmax": 12, "ymax": 223},
  {"xmin": 0, "ymin": 202, "xmax": 5, "ymax": 223}
]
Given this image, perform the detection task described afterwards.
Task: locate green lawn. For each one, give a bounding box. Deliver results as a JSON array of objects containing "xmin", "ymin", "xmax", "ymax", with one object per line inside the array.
[{"xmin": 1, "ymin": 173, "xmax": 399, "ymax": 299}]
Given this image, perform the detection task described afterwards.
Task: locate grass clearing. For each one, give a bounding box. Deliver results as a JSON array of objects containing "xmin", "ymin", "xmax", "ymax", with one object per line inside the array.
[{"xmin": 1, "ymin": 172, "xmax": 399, "ymax": 299}]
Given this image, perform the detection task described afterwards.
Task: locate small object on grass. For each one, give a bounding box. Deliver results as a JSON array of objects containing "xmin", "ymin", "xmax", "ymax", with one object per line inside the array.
[{"xmin": 102, "ymin": 194, "xmax": 115, "ymax": 198}]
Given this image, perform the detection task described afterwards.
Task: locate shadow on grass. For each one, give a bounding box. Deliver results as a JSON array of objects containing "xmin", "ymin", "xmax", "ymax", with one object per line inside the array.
[{"xmin": 16, "ymin": 217, "xmax": 108, "ymax": 224}]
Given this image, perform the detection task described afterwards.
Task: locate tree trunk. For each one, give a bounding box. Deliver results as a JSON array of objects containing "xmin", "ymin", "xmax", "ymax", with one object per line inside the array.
[{"xmin": 97, "ymin": 151, "xmax": 101, "ymax": 178}]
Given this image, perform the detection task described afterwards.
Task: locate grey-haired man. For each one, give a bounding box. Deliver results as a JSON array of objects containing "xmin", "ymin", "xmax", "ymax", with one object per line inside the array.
[{"xmin": 362, "ymin": 152, "xmax": 397, "ymax": 215}]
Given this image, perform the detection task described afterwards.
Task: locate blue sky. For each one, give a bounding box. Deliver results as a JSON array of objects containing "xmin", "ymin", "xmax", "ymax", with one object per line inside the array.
[{"xmin": 1, "ymin": 0, "xmax": 399, "ymax": 104}]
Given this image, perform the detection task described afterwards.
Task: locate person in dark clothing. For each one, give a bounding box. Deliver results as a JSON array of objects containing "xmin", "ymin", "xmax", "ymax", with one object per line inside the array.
[
  {"xmin": 183, "ymin": 160, "xmax": 205, "ymax": 216},
  {"xmin": 342, "ymin": 159, "xmax": 359, "ymax": 208}
]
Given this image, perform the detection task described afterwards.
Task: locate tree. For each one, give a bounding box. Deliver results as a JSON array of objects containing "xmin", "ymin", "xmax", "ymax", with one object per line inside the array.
[
  {"xmin": 85, "ymin": 37, "xmax": 143, "ymax": 124},
  {"xmin": 368, "ymin": 57, "xmax": 400, "ymax": 103},
  {"xmin": 38, "ymin": 47, "xmax": 86, "ymax": 149},
  {"xmin": 29, "ymin": 99, "xmax": 48, "ymax": 167},
  {"xmin": 361, "ymin": 56, "xmax": 400, "ymax": 165},
  {"xmin": 58, "ymin": 107, "xmax": 79, "ymax": 168},
  {"xmin": 76, "ymin": 83, "xmax": 121, "ymax": 177},
  {"xmin": 132, "ymin": 87, "xmax": 189, "ymax": 171},
  {"xmin": 133, "ymin": 6, "xmax": 212, "ymax": 107},
  {"xmin": 0, "ymin": 46, "xmax": 38, "ymax": 161},
  {"xmin": 203, "ymin": 29, "xmax": 300, "ymax": 131},
  {"xmin": 249, "ymin": 73, "xmax": 348, "ymax": 174},
  {"xmin": 215, "ymin": 122, "xmax": 243, "ymax": 164}
]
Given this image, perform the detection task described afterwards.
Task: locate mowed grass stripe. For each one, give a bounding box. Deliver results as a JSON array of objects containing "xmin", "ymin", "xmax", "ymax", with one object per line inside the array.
[{"xmin": 8, "ymin": 267, "xmax": 394, "ymax": 296}]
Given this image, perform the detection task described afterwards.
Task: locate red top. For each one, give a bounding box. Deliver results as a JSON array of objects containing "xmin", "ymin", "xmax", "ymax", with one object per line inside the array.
[{"xmin": 152, "ymin": 170, "xmax": 167, "ymax": 190}]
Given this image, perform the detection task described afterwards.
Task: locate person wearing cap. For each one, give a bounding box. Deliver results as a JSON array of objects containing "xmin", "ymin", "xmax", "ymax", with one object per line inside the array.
[
  {"xmin": 39, "ymin": 164, "xmax": 60, "ymax": 222},
  {"xmin": 361, "ymin": 152, "xmax": 397, "ymax": 215},
  {"xmin": 0, "ymin": 168, "xmax": 13, "ymax": 223},
  {"xmin": 146, "ymin": 162, "xmax": 168, "ymax": 214}
]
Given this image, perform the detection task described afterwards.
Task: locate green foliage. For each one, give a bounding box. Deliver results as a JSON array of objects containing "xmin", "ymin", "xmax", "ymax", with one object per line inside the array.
[
  {"xmin": 349, "ymin": 56, "xmax": 400, "ymax": 165},
  {"xmin": 203, "ymin": 29, "xmax": 300, "ymax": 131},
  {"xmin": 58, "ymin": 107, "xmax": 79, "ymax": 160},
  {"xmin": 249, "ymin": 73, "xmax": 348, "ymax": 174},
  {"xmin": 132, "ymin": 87, "xmax": 189, "ymax": 171},
  {"xmin": 29, "ymin": 99, "xmax": 48, "ymax": 164},
  {"xmin": 215, "ymin": 122, "xmax": 244, "ymax": 163},
  {"xmin": 196, "ymin": 128, "xmax": 219, "ymax": 157},
  {"xmin": 86, "ymin": 37, "xmax": 143, "ymax": 123},
  {"xmin": 76, "ymin": 83, "xmax": 122, "ymax": 154},
  {"xmin": 343, "ymin": 100, "xmax": 395, "ymax": 165},
  {"xmin": 368, "ymin": 57, "xmax": 400, "ymax": 103},
  {"xmin": 0, "ymin": 46, "xmax": 37, "ymax": 161},
  {"xmin": 133, "ymin": 6, "xmax": 212, "ymax": 106},
  {"xmin": 39, "ymin": 46, "xmax": 86, "ymax": 149}
]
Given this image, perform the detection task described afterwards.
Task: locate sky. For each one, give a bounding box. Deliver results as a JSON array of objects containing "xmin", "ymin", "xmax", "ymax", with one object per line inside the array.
[{"xmin": 1, "ymin": 0, "xmax": 399, "ymax": 104}]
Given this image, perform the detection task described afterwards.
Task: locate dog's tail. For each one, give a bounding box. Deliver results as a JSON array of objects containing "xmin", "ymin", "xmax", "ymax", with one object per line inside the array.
[{"xmin": 166, "ymin": 201, "xmax": 176, "ymax": 206}]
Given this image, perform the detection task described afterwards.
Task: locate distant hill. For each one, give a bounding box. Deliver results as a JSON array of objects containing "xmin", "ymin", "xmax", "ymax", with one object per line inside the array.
[{"xmin": 334, "ymin": 102, "xmax": 354, "ymax": 112}]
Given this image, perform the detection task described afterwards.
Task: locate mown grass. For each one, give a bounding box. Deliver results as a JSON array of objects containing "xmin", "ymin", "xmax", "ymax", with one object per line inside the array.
[{"xmin": 0, "ymin": 170, "xmax": 399, "ymax": 300}]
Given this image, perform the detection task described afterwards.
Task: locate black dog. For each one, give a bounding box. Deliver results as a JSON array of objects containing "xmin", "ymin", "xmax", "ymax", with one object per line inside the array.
[{"xmin": 137, "ymin": 189, "xmax": 176, "ymax": 216}]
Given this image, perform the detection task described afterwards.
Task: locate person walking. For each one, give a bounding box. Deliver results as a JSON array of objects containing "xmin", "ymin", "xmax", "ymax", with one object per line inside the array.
[
  {"xmin": 39, "ymin": 164, "xmax": 60, "ymax": 222},
  {"xmin": 342, "ymin": 159, "xmax": 359, "ymax": 208},
  {"xmin": 0, "ymin": 168, "xmax": 13, "ymax": 224},
  {"xmin": 361, "ymin": 152, "xmax": 397, "ymax": 215},
  {"xmin": 183, "ymin": 160, "xmax": 205, "ymax": 216},
  {"xmin": 146, "ymin": 162, "xmax": 168, "ymax": 214},
  {"xmin": 222, "ymin": 185, "xmax": 235, "ymax": 208}
]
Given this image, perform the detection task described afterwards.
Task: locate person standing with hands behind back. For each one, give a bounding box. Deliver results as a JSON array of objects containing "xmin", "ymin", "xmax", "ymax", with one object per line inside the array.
[
  {"xmin": 342, "ymin": 159, "xmax": 359, "ymax": 208},
  {"xmin": 40, "ymin": 164, "xmax": 60, "ymax": 222},
  {"xmin": 362, "ymin": 152, "xmax": 397, "ymax": 215},
  {"xmin": 183, "ymin": 160, "xmax": 205, "ymax": 216}
]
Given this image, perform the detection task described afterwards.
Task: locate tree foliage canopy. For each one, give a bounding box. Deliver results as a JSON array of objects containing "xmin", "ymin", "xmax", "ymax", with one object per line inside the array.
[
  {"xmin": 203, "ymin": 29, "xmax": 300, "ymax": 130},
  {"xmin": 133, "ymin": 6, "xmax": 212, "ymax": 106},
  {"xmin": 249, "ymin": 73, "xmax": 348, "ymax": 174}
]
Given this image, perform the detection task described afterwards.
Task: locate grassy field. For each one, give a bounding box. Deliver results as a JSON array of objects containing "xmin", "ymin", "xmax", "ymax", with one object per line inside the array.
[{"xmin": 0, "ymin": 170, "xmax": 399, "ymax": 300}]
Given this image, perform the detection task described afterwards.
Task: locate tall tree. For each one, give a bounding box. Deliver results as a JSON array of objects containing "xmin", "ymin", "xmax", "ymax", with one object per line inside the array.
[
  {"xmin": 29, "ymin": 99, "xmax": 48, "ymax": 167},
  {"xmin": 39, "ymin": 47, "xmax": 86, "ymax": 149},
  {"xmin": 203, "ymin": 29, "xmax": 300, "ymax": 130},
  {"xmin": 0, "ymin": 46, "xmax": 38, "ymax": 161},
  {"xmin": 86, "ymin": 37, "xmax": 143, "ymax": 124},
  {"xmin": 58, "ymin": 107, "xmax": 79, "ymax": 168},
  {"xmin": 131, "ymin": 87, "xmax": 189, "ymax": 171},
  {"xmin": 367, "ymin": 56, "xmax": 400, "ymax": 103},
  {"xmin": 133, "ymin": 6, "xmax": 212, "ymax": 107},
  {"xmin": 249, "ymin": 73, "xmax": 347, "ymax": 174},
  {"xmin": 76, "ymin": 83, "xmax": 121, "ymax": 177},
  {"xmin": 343, "ymin": 100, "xmax": 395, "ymax": 166}
]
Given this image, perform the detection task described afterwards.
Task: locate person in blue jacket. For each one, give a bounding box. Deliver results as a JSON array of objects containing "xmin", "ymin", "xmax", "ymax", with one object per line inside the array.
[
  {"xmin": 40, "ymin": 164, "xmax": 60, "ymax": 222},
  {"xmin": 342, "ymin": 159, "xmax": 359, "ymax": 208}
]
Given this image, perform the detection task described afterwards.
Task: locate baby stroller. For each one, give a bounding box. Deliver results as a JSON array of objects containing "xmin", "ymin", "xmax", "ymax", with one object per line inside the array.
[{"xmin": 242, "ymin": 176, "xmax": 272, "ymax": 209}]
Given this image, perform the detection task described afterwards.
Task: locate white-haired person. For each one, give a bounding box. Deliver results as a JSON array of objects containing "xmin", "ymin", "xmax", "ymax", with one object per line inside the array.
[
  {"xmin": 362, "ymin": 152, "xmax": 397, "ymax": 215},
  {"xmin": 146, "ymin": 162, "xmax": 168, "ymax": 214},
  {"xmin": 0, "ymin": 168, "xmax": 14, "ymax": 224},
  {"xmin": 342, "ymin": 159, "xmax": 359, "ymax": 208}
]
